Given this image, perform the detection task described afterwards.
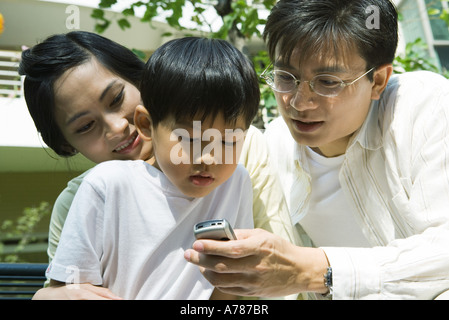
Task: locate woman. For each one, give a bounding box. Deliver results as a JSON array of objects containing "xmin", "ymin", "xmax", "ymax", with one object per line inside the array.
[{"xmin": 19, "ymin": 31, "xmax": 298, "ymax": 299}]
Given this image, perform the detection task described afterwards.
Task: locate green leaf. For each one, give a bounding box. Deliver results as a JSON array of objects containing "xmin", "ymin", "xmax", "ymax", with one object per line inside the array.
[
  {"xmin": 98, "ymin": 0, "xmax": 117, "ymax": 9},
  {"xmin": 131, "ymin": 48, "xmax": 146, "ymax": 60},
  {"xmin": 141, "ymin": 5, "xmax": 158, "ymax": 22},
  {"xmin": 90, "ymin": 8, "xmax": 105, "ymax": 19},
  {"xmin": 428, "ymin": 8, "xmax": 440, "ymax": 16},
  {"xmin": 440, "ymin": 9, "xmax": 449, "ymax": 26},
  {"xmin": 117, "ymin": 18, "xmax": 131, "ymax": 30},
  {"xmin": 94, "ymin": 20, "xmax": 110, "ymax": 34},
  {"xmin": 122, "ymin": 8, "xmax": 135, "ymax": 16}
]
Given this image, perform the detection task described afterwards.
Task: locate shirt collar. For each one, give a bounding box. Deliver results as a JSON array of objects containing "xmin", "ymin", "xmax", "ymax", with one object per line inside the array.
[{"xmin": 347, "ymin": 99, "xmax": 382, "ymax": 152}]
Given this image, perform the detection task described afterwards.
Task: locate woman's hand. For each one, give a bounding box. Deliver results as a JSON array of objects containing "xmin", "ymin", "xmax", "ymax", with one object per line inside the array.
[
  {"xmin": 184, "ymin": 228, "xmax": 329, "ymax": 297},
  {"xmin": 32, "ymin": 282, "xmax": 123, "ymax": 300}
]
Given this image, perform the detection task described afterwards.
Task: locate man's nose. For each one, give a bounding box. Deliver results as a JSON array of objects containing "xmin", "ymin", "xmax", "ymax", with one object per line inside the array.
[{"xmin": 286, "ymin": 82, "xmax": 318, "ymax": 112}]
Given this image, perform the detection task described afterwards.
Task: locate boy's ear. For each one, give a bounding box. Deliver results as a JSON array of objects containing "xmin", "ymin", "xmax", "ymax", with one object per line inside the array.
[
  {"xmin": 370, "ymin": 63, "xmax": 393, "ymax": 100},
  {"xmin": 134, "ymin": 105, "xmax": 153, "ymax": 141}
]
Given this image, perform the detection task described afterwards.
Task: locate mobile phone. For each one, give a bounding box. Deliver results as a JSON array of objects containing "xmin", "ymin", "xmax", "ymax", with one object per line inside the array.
[{"xmin": 193, "ymin": 219, "xmax": 237, "ymax": 241}]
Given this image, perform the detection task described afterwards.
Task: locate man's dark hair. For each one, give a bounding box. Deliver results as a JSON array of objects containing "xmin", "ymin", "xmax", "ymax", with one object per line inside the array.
[{"xmin": 263, "ymin": 0, "xmax": 398, "ymax": 77}]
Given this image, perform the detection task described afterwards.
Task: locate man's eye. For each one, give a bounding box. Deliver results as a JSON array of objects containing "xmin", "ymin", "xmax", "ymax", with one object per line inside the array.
[
  {"xmin": 316, "ymin": 77, "xmax": 341, "ymax": 88},
  {"xmin": 275, "ymin": 74, "xmax": 294, "ymax": 83}
]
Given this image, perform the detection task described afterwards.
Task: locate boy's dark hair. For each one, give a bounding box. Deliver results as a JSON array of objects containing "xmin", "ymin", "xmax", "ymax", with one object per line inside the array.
[
  {"xmin": 19, "ymin": 31, "xmax": 145, "ymax": 157},
  {"xmin": 140, "ymin": 37, "xmax": 260, "ymax": 128},
  {"xmin": 263, "ymin": 0, "xmax": 398, "ymax": 78}
]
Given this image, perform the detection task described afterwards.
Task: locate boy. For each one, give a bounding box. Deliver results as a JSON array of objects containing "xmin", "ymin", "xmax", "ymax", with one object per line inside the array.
[{"xmin": 45, "ymin": 37, "xmax": 260, "ymax": 299}]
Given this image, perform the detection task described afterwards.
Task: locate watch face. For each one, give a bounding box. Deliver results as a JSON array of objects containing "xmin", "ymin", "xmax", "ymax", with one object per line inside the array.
[{"xmin": 324, "ymin": 267, "xmax": 333, "ymax": 293}]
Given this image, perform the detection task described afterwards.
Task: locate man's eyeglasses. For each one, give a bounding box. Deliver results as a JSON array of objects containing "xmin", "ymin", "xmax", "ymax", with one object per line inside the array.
[{"xmin": 260, "ymin": 63, "xmax": 375, "ymax": 97}]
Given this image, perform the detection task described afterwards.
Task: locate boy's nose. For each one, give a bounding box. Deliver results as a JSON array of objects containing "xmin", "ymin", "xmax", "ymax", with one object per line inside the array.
[
  {"xmin": 192, "ymin": 141, "xmax": 220, "ymax": 166},
  {"xmin": 193, "ymin": 150, "xmax": 218, "ymax": 166}
]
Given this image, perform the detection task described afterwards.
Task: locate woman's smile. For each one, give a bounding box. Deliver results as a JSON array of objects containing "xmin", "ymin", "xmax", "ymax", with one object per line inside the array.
[{"xmin": 113, "ymin": 131, "xmax": 141, "ymax": 154}]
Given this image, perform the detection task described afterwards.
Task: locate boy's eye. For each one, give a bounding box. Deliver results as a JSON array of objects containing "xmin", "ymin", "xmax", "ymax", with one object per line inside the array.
[
  {"xmin": 222, "ymin": 140, "xmax": 237, "ymax": 146},
  {"xmin": 188, "ymin": 137, "xmax": 201, "ymax": 143},
  {"xmin": 175, "ymin": 135, "xmax": 199, "ymax": 144}
]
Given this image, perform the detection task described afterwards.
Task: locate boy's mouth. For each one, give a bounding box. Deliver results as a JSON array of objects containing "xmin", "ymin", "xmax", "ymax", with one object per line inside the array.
[{"xmin": 189, "ymin": 173, "xmax": 215, "ymax": 187}]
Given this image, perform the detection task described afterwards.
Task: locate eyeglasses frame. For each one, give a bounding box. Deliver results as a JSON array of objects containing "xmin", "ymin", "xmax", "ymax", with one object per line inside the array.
[{"xmin": 260, "ymin": 63, "xmax": 375, "ymax": 97}]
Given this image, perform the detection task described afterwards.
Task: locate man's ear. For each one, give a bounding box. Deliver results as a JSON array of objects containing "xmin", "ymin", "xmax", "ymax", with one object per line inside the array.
[
  {"xmin": 371, "ymin": 63, "xmax": 393, "ymax": 100},
  {"xmin": 134, "ymin": 105, "xmax": 153, "ymax": 141}
]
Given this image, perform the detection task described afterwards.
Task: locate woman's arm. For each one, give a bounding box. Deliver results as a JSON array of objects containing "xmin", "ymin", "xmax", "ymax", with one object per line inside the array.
[{"xmin": 33, "ymin": 281, "xmax": 122, "ymax": 300}]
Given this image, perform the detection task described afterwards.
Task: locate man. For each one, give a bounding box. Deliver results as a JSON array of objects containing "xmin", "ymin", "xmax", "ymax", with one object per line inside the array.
[{"xmin": 184, "ymin": 0, "xmax": 449, "ymax": 299}]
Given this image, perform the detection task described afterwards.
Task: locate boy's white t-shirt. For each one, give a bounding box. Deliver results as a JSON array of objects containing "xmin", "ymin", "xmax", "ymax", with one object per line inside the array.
[{"xmin": 46, "ymin": 160, "xmax": 253, "ymax": 300}]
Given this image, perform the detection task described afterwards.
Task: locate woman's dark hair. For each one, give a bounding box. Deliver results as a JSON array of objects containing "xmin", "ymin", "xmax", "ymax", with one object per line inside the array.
[
  {"xmin": 140, "ymin": 37, "xmax": 260, "ymax": 128},
  {"xmin": 263, "ymin": 0, "xmax": 398, "ymax": 78},
  {"xmin": 18, "ymin": 31, "xmax": 145, "ymax": 157}
]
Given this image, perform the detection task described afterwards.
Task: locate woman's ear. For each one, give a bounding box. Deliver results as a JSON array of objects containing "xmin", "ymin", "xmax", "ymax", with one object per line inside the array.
[
  {"xmin": 134, "ymin": 105, "xmax": 153, "ymax": 141},
  {"xmin": 60, "ymin": 143, "xmax": 77, "ymax": 156},
  {"xmin": 370, "ymin": 64, "xmax": 393, "ymax": 100}
]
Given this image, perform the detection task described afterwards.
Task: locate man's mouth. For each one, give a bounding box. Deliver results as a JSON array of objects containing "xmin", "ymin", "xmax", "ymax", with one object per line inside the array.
[
  {"xmin": 292, "ymin": 119, "xmax": 324, "ymax": 133},
  {"xmin": 114, "ymin": 132, "xmax": 140, "ymax": 153}
]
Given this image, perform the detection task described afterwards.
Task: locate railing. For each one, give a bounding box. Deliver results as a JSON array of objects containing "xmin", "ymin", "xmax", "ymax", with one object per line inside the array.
[
  {"xmin": 0, "ymin": 50, "xmax": 22, "ymax": 98},
  {"xmin": 0, "ymin": 263, "xmax": 47, "ymax": 300}
]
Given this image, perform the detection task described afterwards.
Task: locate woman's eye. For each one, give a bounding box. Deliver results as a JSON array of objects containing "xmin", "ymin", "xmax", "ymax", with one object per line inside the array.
[
  {"xmin": 75, "ymin": 121, "xmax": 94, "ymax": 134},
  {"xmin": 111, "ymin": 88, "xmax": 125, "ymax": 106}
]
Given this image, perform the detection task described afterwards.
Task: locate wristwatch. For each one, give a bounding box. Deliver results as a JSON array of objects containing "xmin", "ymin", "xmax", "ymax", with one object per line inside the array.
[{"xmin": 323, "ymin": 266, "xmax": 333, "ymax": 298}]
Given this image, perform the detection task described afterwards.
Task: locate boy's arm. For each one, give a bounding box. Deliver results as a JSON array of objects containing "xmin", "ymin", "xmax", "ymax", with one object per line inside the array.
[{"xmin": 33, "ymin": 280, "xmax": 122, "ymax": 300}]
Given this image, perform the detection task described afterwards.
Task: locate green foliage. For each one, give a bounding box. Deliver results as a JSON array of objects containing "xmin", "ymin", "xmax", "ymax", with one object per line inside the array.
[
  {"xmin": 0, "ymin": 202, "xmax": 51, "ymax": 262},
  {"xmin": 91, "ymin": 8, "xmax": 110, "ymax": 33},
  {"xmin": 393, "ymin": 38, "xmax": 449, "ymax": 78},
  {"xmin": 213, "ymin": 0, "xmax": 267, "ymax": 39},
  {"xmin": 427, "ymin": 0, "xmax": 449, "ymax": 27},
  {"xmin": 90, "ymin": 0, "xmax": 275, "ymax": 40},
  {"xmin": 252, "ymin": 50, "xmax": 278, "ymax": 125},
  {"xmin": 394, "ymin": 38, "xmax": 440, "ymax": 73}
]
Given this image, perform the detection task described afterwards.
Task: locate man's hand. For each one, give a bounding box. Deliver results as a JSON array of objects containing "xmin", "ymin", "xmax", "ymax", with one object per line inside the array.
[{"xmin": 184, "ymin": 228, "xmax": 329, "ymax": 297}]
